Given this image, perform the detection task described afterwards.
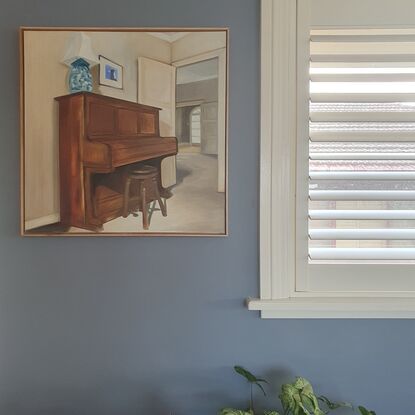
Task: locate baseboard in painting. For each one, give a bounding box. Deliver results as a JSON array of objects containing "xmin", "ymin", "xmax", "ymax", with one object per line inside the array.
[{"xmin": 25, "ymin": 213, "xmax": 60, "ymax": 231}]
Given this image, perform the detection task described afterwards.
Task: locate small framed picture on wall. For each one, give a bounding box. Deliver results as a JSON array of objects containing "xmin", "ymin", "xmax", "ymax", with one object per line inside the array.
[{"xmin": 99, "ymin": 55, "xmax": 123, "ymax": 89}]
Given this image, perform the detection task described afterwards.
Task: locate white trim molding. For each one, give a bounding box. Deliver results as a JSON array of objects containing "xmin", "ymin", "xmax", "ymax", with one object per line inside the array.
[
  {"xmin": 25, "ymin": 213, "xmax": 60, "ymax": 231},
  {"xmin": 248, "ymin": 297, "xmax": 415, "ymax": 319},
  {"xmin": 248, "ymin": 0, "xmax": 415, "ymax": 318},
  {"xmin": 259, "ymin": 0, "xmax": 297, "ymax": 301},
  {"xmin": 147, "ymin": 32, "xmax": 190, "ymax": 43}
]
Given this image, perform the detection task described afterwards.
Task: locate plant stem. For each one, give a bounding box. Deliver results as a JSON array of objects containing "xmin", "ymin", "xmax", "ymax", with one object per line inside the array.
[{"xmin": 250, "ymin": 384, "xmax": 253, "ymax": 413}]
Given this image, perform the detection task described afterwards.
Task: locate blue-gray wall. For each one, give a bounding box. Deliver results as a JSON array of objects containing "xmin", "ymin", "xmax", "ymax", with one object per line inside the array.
[{"xmin": 0, "ymin": 1, "xmax": 413, "ymax": 414}]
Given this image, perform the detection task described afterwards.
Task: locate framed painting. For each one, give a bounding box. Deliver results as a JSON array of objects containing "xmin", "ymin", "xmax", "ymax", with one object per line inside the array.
[
  {"xmin": 99, "ymin": 55, "xmax": 123, "ymax": 89},
  {"xmin": 20, "ymin": 27, "xmax": 228, "ymax": 236}
]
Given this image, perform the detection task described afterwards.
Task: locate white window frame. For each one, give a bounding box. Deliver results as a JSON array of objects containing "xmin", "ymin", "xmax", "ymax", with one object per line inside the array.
[{"xmin": 247, "ymin": 0, "xmax": 415, "ymax": 318}]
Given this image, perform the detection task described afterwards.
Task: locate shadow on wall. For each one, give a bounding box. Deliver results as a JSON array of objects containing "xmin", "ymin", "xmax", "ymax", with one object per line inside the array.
[
  {"xmin": 136, "ymin": 366, "xmax": 296, "ymax": 415},
  {"xmin": 141, "ymin": 367, "xmax": 247, "ymax": 415}
]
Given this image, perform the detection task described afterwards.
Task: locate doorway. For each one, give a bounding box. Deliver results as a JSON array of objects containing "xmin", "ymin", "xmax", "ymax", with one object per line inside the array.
[
  {"xmin": 173, "ymin": 49, "xmax": 226, "ymax": 192},
  {"xmin": 175, "ymin": 58, "xmax": 219, "ymax": 154}
]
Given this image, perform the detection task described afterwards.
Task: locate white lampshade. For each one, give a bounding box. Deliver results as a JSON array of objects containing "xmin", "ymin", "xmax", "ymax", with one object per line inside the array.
[{"xmin": 62, "ymin": 32, "xmax": 99, "ymax": 67}]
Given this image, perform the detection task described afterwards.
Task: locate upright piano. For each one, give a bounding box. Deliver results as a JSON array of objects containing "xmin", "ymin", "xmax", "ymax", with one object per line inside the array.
[{"xmin": 55, "ymin": 92, "xmax": 178, "ymax": 231}]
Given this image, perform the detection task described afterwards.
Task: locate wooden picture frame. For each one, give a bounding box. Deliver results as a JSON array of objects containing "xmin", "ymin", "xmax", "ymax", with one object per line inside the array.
[{"xmin": 20, "ymin": 27, "xmax": 229, "ymax": 237}]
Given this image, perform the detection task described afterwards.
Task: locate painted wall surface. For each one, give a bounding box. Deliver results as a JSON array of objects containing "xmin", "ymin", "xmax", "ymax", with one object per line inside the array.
[
  {"xmin": 177, "ymin": 78, "xmax": 218, "ymax": 104},
  {"xmin": 172, "ymin": 32, "xmax": 226, "ymax": 62},
  {"xmin": 1, "ymin": 0, "xmax": 415, "ymax": 414},
  {"xmin": 23, "ymin": 31, "xmax": 171, "ymax": 224}
]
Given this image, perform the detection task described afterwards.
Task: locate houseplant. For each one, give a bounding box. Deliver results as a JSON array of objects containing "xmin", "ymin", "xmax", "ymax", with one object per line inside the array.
[{"xmin": 219, "ymin": 366, "xmax": 376, "ymax": 415}]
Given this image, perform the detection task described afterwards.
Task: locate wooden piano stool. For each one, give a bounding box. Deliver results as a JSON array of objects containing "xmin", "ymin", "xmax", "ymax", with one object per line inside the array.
[{"xmin": 122, "ymin": 165, "xmax": 167, "ymax": 230}]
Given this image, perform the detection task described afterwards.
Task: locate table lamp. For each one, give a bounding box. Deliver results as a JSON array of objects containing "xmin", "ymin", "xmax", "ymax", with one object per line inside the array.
[{"xmin": 62, "ymin": 32, "xmax": 99, "ymax": 93}]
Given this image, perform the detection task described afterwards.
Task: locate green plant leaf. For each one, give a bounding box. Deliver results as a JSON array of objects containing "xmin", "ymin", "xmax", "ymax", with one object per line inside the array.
[
  {"xmin": 297, "ymin": 400, "xmax": 312, "ymax": 415},
  {"xmin": 294, "ymin": 377, "xmax": 321, "ymax": 415},
  {"xmin": 279, "ymin": 383, "xmax": 299, "ymax": 414},
  {"xmin": 280, "ymin": 377, "xmax": 337, "ymax": 415},
  {"xmin": 300, "ymin": 394, "xmax": 315, "ymax": 414},
  {"xmin": 293, "ymin": 378, "xmax": 312, "ymax": 391},
  {"xmin": 255, "ymin": 381, "xmax": 267, "ymax": 396},
  {"xmin": 263, "ymin": 411, "xmax": 280, "ymax": 415},
  {"xmin": 358, "ymin": 406, "xmax": 376, "ymax": 415},
  {"xmin": 256, "ymin": 378, "xmax": 270, "ymax": 384},
  {"xmin": 234, "ymin": 366, "xmax": 268, "ymax": 399},
  {"xmin": 234, "ymin": 366, "xmax": 268, "ymax": 384},
  {"xmin": 318, "ymin": 396, "xmax": 353, "ymax": 411},
  {"xmin": 234, "ymin": 366, "xmax": 258, "ymax": 383},
  {"xmin": 219, "ymin": 408, "xmax": 253, "ymax": 415}
]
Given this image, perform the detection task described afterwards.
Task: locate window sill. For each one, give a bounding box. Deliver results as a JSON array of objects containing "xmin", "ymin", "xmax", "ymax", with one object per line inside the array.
[{"xmin": 247, "ymin": 297, "xmax": 415, "ymax": 318}]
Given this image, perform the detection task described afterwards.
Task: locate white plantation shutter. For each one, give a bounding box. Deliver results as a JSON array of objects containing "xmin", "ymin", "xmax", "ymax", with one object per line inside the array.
[
  {"xmin": 250, "ymin": 0, "xmax": 415, "ymax": 317},
  {"xmin": 249, "ymin": 0, "xmax": 415, "ymax": 316},
  {"xmin": 307, "ymin": 29, "xmax": 415, "ymax": 265}
]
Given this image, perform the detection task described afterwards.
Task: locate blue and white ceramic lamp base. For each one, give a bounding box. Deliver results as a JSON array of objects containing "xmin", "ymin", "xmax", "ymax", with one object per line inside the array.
[{"xmin": 69, "ymin": 58, "xmax": 93, "ymax": 93}]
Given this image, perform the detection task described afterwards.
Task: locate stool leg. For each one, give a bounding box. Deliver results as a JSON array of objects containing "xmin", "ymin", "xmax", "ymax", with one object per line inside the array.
[
  {"xmin": 123, "ymin": 177, "xmax": 132, "ymax": 218},
  {"xmin": 141, "ymin": 185, "xmax": 149, "ymax": 230},
  {"xmin": 153, "ymin": 177, "xmax": 167, "ymax": 217}
]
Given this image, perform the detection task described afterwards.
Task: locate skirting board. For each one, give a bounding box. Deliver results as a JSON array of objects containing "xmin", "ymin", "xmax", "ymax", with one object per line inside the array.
[{"xmin": 25, "ymin": 213, "xmax": 60, "ymax": 231}]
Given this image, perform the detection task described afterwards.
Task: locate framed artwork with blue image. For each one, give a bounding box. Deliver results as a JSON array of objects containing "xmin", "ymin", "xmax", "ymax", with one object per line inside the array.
[{"xmin": 99, "ymin": 55, "xmax": 123, "ymax": 89}]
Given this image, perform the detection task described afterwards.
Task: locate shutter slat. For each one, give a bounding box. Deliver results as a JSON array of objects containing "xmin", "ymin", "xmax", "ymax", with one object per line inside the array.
[
  {"xmin": 310, "ymin": 152, "xmax": 415, "ymax": 160},
  {"xmin": 311, "ymin": 61, "xmax": 415, "ymax": 68},
  {"xmin": 311, "ymin": 28, "xmax": 415, "ymax": 36},
  {"xmin": 311, "ymin": 55, "xmax": 415, "ymax": 63},
  {"xmin": 310, "ymin": 112, "xmax": 415, "ymax": 123},
  {"xmin": 309, "ymin": 190, "xmax": 415, "ymax": 201},
  {"xmin": 310, "ymin": 41, "xmax": 415, "ymax": 63},
  {"xmin": 311, "ymin": 36, "xmax": 415, "ymax": 43},
  {"xmin": 310, "ymin": 102, "xmax": 415, "ymax": 122},
  {"xmin": 310, "ymin": 130, "xmax": 415, "ymax": 141},
  {"xmin": 310, "ymin": 120, "xmax": 415, "ymax": 141},
  {"xmin": 309, "ymin": 248, "xmax": 415, "ymax": 260},
  {"xmin": 309, "ymin": 229, "xmax": 415, "ymax": 240},
  {"xmin": 309, "ymin": 209, "xmax": 415, "ymax": 220},
  {"xmin": 309, "ymin": 171, "xmax": 415, "ymax": 180},
  {"xmin": 311, "ymin": 81, "xmax": 415, "ymax": 92},
  {"xmin": 311, "ymin": 93, "xmax": 415, "ymax": 102},
  {"xmin": 311, "ymin": 41, "xmax": 415, "ymax": 56},
  {"xmin": 311, "ymin": 73, "xmax": 415, "ymax": 82}
]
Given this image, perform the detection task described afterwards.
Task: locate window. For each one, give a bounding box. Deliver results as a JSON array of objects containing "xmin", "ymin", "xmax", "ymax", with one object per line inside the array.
[
  {"xmin": 297, "ymin": 28, "xmax": 415, "ymax": 293},
  {"xmin": 190, "ymin": 106, "xmax": 201, "ymax": 145},
  {"xmin": 309, "ymin": 35, "xmax": 415, "ymax": 264},
  {"xmin": 248, "ymin": 0, "xmax": 415, "ymax": 318}
]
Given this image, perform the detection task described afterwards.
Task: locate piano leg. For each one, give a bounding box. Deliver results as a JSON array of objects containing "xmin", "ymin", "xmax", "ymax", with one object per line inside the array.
[
  {"xmin": 153, "ymin": 176, "xmax": 167, "ymax": 217},
  {"xmin": 122, "ymin": 176, "xmax": 132, "ymax": 218},
  {"xmin": 84, "ymin": 168, "xmax": 104, "ymax": 231},
  {"xmin": 140, "ymin": 183, "xmax": 149, "ymax": 230}
]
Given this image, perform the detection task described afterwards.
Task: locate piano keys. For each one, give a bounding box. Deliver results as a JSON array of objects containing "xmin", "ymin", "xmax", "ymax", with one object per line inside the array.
[{"xmin": 55, "ymin": 92, "xmax": 178, "ymax": 231}]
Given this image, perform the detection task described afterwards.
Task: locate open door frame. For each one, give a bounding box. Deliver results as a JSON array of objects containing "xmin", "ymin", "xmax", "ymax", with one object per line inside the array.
[
  {"xmin": 172, "ymin": 47, "xmax": 228, "ymax": 193},
  {"xmin": 137, "ymin": 57, "xmax": 177, "ymax": 188}
]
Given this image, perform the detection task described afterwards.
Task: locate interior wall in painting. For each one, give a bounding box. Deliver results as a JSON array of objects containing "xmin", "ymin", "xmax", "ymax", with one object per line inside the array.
[{"xmin": 23, "ymin": 31, "xmax": 171, "ymax": 228}]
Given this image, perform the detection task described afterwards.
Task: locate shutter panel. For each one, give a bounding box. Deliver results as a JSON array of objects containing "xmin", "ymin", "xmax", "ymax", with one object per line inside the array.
[{"xmin": 308, "ymin": 28, "xmax": 415, "ymax": 263}]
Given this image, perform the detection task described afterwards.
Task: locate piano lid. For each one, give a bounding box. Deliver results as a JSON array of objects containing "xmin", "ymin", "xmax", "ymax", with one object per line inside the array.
[{"xmin": 54, "ymin": 91, "xmax": 162, "ymax": 111}]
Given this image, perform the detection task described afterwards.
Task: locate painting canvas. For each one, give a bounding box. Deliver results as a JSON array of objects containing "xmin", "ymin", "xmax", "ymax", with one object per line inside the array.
[{"xmin": 20, "ymin": 28, "xmax": 228, "ymax": 236}]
